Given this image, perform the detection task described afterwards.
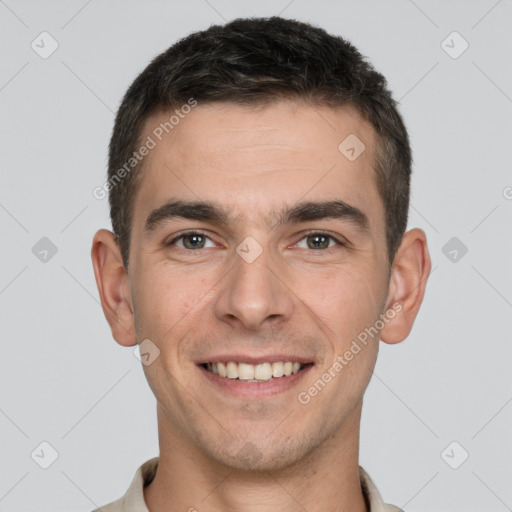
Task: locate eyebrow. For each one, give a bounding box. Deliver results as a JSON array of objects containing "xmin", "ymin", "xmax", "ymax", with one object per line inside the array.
[{"xmin": 144, "ymin": 199, "xmax": 370, "ymax": 235}]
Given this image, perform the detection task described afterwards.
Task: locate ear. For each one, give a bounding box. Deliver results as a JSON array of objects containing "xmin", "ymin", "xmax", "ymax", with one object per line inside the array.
[
  {"xmin": 91, "ymin": 229, "xmax": 137, "ymax": 347},
  {"xmin": 380, "ymin": 228, "xmax": 432, "ymax": 344}
]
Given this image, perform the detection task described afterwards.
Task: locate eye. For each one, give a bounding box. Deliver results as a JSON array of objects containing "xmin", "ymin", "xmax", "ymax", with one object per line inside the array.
[
  {"xmin": 164, "ymin": 230, "xmax": 346, "ymax": 252},
  {"xmin": 295, "ymin": 232, "xmax": 345, "ymax": 251},
  {"xmin": 165, "ymin": 231, "xmax": 216, "ymax": 250}
]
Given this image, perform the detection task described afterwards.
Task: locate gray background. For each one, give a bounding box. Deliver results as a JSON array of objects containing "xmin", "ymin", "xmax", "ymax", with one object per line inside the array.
[{"xmin": 1, "ymin": 0, "xmax": 511, "ymax": 510}]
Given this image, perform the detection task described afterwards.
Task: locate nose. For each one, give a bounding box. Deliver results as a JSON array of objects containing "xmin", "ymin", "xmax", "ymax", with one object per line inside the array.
[{"xmin": 214, "ymin": 241, "xmax": 294, "ymax": 332}]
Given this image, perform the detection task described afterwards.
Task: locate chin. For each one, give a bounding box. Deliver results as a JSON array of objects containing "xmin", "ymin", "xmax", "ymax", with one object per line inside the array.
[{"xmin": 201, "ymin": 431, "xmax": 323, "ymax": 474}]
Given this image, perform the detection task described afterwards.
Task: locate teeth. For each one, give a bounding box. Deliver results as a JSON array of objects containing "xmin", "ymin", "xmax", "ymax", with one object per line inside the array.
[
  {"xmin": 238, "ymin": 363, "xmax": 255, "ymax": 380},
  {"xmin": 217, "ymin": 362, "xmax": 227, "ymax": 377},
  {"xmin": 226, "ymin": 361, "xmax": 238, "ymax": 379},
  {"xmin": 254, "ymin": 363, "xmax": 273, "ymax": 380},
  {"xmin": 272, "ymin": 361, "xmax": 284, "ymax": 378},
  {"xmin": 206, "ymin": 361, "xmax": 304, "ymax": 381}
]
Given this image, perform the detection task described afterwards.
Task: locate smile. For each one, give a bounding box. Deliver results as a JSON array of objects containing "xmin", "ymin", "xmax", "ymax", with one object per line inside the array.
[{"xmin": 202, "ymin": 361, "xmax": 307, "ymax": 382}]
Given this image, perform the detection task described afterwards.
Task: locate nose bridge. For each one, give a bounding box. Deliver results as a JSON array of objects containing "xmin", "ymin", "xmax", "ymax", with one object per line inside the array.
[{"xmin": 215, "ymin": 237, "xmax": 292, "ymax": 331}]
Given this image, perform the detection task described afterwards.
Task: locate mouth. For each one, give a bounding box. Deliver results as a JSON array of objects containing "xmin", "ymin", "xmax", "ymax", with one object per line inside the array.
[{"xmin": 201, "ymin": 361, "xmax": 311, "ymax": 382}]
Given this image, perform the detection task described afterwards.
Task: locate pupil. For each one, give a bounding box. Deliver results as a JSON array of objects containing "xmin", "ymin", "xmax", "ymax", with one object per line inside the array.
[
  {"xmin": 309, "ymin": 235, "xmax": 328, "ymax": 249},
  {"xmin": 185, "ymin": 234, "xmax": 204, "ymax": 249}
]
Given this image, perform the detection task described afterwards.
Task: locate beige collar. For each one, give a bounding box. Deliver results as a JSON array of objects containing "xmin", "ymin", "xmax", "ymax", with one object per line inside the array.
[{"xmin": 96, "ymin": 457, "xmax": 402, "ymax": 512}]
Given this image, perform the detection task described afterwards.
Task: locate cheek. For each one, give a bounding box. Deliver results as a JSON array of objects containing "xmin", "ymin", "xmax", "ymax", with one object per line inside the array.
[
  {"xmin": 304, "ymin": 265, "xmax": 386, "ymax": 348},
  {"xmin": 133, "ymin": 272, "xmax": 200, "ymax": 406},
  {"xmin": 131, "ymin": 270, "xmax": 192, "ymax": 339},
  {"xmin": 313, "ymin": 267, "xmax": 383, "ymax": 320},
  {"xmin": 132, "ymin": 269, "xmax": 214, "ymax": 382}
]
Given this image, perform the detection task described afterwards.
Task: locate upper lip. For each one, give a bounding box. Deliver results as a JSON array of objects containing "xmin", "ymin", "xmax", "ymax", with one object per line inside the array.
[{"xmin": 197, "ymin": 354, "xmax": 315, "ymax": 365}]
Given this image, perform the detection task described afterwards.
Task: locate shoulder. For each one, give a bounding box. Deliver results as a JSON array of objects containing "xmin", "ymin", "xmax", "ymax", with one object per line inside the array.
[
  {"xmin": 91, "ymin": 457, "xmax": 159, "ymax": 512},
  {"xmin": 359, "ymin": 465, "xmax": 404, "ymax": 512},
  {"xmin": 91, "ymin": 497, "xmax": 125, "ymax": 512}
]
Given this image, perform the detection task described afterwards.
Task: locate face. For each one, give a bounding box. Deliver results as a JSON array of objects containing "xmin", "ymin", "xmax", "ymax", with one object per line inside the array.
[{"xmin": 120, "ymin": 100, "xmax": 394, "ymax": 470}]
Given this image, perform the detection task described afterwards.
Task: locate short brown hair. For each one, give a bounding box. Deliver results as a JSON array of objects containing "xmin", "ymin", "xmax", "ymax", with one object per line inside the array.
[{"xmin": 107, "ymin": 16, "xmax": 412, "ymax": 269}]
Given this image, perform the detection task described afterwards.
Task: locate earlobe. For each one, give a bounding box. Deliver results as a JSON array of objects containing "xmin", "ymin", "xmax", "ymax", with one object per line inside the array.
[
  {"xmin": 91, "ymin": 229, "xmax": 138, "ymax": 347},
  {"xmin": 380, "ymin": 228, "xmax": 432, "ymax": 345}
]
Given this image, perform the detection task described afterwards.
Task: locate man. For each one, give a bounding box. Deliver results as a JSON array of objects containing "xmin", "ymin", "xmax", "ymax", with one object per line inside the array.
[{"xmin": 91, "ymin": 16, "xmax": 431, "ymax": 512}]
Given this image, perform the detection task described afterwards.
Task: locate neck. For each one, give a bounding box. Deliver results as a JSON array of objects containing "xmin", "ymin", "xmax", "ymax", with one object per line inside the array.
[{"xmin": 144, "ymin": 403, "xmax": 368, "ymax": 512}]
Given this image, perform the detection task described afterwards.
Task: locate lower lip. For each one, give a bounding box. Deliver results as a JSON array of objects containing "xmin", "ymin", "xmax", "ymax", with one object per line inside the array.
[{"xmin": 198, "ymin": 364, "xmax": 314, "ymax": 399}]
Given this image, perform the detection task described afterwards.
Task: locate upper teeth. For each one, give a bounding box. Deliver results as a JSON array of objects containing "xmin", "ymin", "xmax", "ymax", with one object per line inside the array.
[{"xmin": 207, "ymin": 361, "xmax": 302, "ymax": 381}]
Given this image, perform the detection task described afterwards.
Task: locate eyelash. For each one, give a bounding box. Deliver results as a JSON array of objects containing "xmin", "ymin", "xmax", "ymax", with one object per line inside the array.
[{"xmin": 164, "ymin": 230, "xmax": 347, "ymax": 252}]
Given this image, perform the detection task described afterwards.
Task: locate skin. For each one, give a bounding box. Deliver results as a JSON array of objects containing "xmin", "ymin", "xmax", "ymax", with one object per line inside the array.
[{"xmin": 92, "ymin": 99, "xmax": 431, "ymax": 512}]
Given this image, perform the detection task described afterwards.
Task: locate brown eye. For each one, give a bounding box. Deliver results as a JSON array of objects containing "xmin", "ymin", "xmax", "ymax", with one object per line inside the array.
[
  {"xmin": 296, "ymin": 232, "xmax": 343, "ymax": 251},
  {"xmin": 182, "ymin": 234, "xmax": 206, "ymax": 249},
  {"xmin": 307, "ymin": 234, "xmax": 330, "ymax": 250}
]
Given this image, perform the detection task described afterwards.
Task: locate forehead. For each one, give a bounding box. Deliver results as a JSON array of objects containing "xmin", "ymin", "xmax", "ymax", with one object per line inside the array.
[{"xmin": 133, "ymin": 100, "xmax": 383, "ymax": 233}]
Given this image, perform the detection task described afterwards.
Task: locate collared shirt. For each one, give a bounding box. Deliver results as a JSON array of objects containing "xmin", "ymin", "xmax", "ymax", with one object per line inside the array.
[{"xmin": 93, "ymin": 457, "xmax": 403, "ymax": 512}]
